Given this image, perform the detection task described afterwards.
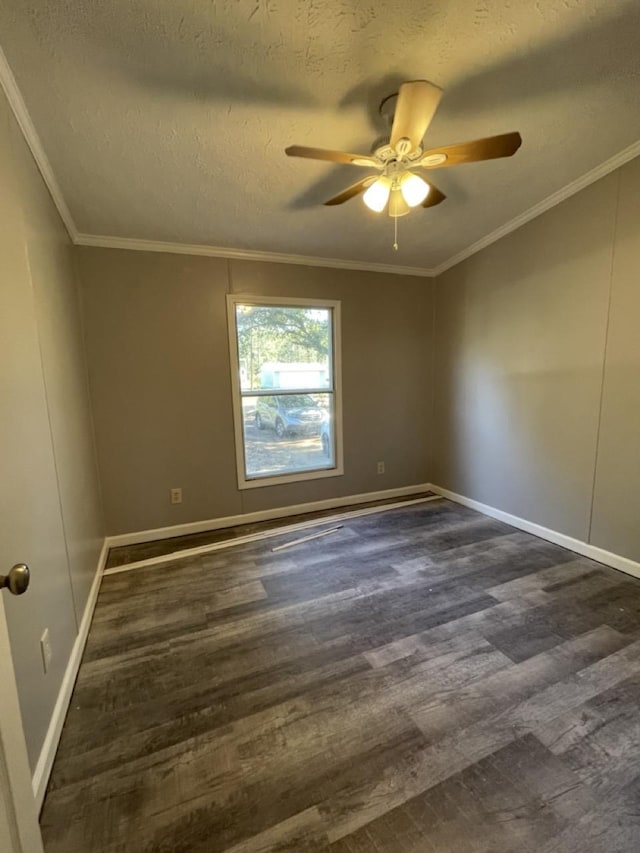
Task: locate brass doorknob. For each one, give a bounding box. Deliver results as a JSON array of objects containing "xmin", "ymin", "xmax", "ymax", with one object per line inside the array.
[{"xmin": 0, "ymin": 564, "xmax": 30, "ymax": 595}]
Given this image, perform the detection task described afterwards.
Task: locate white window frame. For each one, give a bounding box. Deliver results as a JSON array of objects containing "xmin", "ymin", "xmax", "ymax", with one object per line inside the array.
[{"xmin": 227, "ymin": 294, "xmax": 344, "ymax": 490}]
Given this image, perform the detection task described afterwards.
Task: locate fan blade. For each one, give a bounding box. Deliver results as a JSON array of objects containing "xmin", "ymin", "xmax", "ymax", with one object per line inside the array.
[
  {"xmin": 286, "ymin": 145, "xmax": 377, "ymax": 167},
  {"xmin": 420, "ymin": 132, "xmax": 522, "ymax": 168},
  {"xmin": 324, "ymin": 176, "xmax": 377, "ymax": 206},
  {"xmin": 390, "ymin": 80, "xmax": 443, "ymax": 156},
  {"xmin": 422, "ymin": 183, "xmax": 447, "ymax": 208}
]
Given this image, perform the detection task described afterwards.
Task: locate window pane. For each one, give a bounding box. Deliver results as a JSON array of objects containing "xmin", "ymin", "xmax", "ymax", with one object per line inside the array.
[
  {"xmin": 235, "ymin": 305, "xmax": 332, "ymax": 392},
  {"xmin": 243, "ymin": 393, "xmax": 335, "ymax": 479}
]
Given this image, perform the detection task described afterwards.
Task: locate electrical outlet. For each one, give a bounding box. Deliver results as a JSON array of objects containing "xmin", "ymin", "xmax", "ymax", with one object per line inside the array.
[
  {"xmin": 170, "ymin": 487, "xmax": 182, "ymax": 505},
  {"xmin": 377, "ymin": 461, "xmax": 385, "ymax": 475},
  {"xmin": 40, "ymin": 629, "xmax": 53, "ymax": 673}
]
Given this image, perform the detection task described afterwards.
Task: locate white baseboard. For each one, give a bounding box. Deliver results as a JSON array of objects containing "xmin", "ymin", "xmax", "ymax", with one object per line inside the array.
[
  {"xmin": 105, "ymin": 483, "xmax": 433, "ymax": 549},
  {"xmin": 31, "ymin": 538, "xmax": 108, "ymax": 810},
  {"xmin": 430, "ymin": 484, "xmax": 640, "ymax": 580}
]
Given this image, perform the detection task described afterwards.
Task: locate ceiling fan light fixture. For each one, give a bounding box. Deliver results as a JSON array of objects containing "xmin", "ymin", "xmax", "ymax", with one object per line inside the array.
[
  {"xmin": 286, "ymin": 80, "xmax": 521, "ymax": 229},
  {"xmin": 388, "ymin": 187, "xmax": 410, "ymax": 218},
  {"xmin": 363, "ymin": 177, "xmax": 391, "ymax": 212},
  {"xmin": 400, "ymin": 172, "xmax": 430, "ymax": 207}
]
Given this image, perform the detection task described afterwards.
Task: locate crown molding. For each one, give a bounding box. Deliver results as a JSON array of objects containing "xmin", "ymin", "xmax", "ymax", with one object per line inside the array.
[
  {"xmin": 432, "ymin": 138, "xmax": 640, "ymax": 276},
  {"xmin": 0, "ymin": 43, "xmax": 78, "ymax": 241},
  {"xmin": 73, "ymin": 233, "xmax": 437, "ymax": 277}
]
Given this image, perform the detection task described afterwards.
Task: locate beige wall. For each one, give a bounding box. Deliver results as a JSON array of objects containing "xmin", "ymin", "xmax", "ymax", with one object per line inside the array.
[
  {"xmin": 433, "ymin": 162, "xmax": 640, "ymax": 562},
  {"xmin": 0, "ymin": 88, "xmax": 104, "ymax": 768},
  {"xmin": 76, "ymin": 250, "xmax": 434, "ymax": 535},
  {"xmin": 590, "ymin": 158, "xmax": 640, "ymax": 559}
]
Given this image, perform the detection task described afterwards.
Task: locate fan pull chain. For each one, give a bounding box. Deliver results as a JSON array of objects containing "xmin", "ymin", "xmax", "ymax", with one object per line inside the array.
[{"xmin": 393, "ymin": 215, "xmax": 399, "ymax": 251}]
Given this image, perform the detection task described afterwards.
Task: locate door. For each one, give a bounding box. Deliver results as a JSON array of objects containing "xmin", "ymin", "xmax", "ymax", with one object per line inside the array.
[
  {"xmin": 0, "ymin": 92, "xmax": 55, "ymax": 853},
  {"xmin": 0, "ymin": 591, "xmax": 43, "ymax": 853}
]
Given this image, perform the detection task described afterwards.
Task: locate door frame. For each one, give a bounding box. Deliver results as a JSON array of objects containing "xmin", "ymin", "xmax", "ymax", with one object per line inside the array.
[{"xmin": 0, "ymin": 592, "xmax": 44, "ymax": 853}]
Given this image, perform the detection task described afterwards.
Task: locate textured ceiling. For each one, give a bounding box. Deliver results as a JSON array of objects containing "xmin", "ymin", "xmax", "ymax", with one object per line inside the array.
[{"xmin": 2, "ymin": 0, "xmax": 640, "ymax": 270}]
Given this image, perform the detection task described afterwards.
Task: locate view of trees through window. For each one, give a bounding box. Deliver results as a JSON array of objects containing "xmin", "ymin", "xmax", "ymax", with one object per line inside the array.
[
  {"xmin": 236, "ymin": 305, "xmax": 330, "ymax": 391},
  {"xmin": 231, "ymin": 302, "xmax": 339, "ymax": 483}
]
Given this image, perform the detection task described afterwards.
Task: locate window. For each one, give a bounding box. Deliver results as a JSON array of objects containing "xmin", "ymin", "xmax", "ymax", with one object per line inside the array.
[{"xmin": 227, "ymin": 295, "xmax": 343, "ymax": 488}]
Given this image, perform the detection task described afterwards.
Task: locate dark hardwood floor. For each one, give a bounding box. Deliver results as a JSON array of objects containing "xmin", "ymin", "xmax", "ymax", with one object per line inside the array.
[{"xmin": 41, "ymin": 499, "xmax": 640, "ymax": 851}]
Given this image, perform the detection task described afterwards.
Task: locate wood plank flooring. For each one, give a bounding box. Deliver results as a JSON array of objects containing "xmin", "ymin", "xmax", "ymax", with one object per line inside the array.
[{"xmin": 41, "ymin": 499, "xmax": 640, "ymax": 851}]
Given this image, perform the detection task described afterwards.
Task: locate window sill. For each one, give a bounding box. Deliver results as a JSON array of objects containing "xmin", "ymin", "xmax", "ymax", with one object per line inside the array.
[{"xmin": 237, "ymin": 463, "xmax": 344, "ymax": 490}]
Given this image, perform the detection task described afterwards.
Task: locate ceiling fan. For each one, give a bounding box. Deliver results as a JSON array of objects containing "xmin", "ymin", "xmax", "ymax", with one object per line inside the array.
[{"xmin": 285, "ymin": 80, "xmax": 522, "ymax": 225}]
